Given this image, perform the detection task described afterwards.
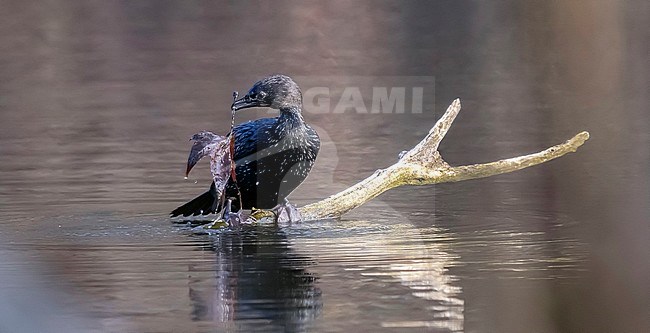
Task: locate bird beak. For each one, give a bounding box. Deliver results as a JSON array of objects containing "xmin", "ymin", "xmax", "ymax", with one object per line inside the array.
[{"xmin": 231, "ymin": 97, "xmax": 257, "ymax": 111}]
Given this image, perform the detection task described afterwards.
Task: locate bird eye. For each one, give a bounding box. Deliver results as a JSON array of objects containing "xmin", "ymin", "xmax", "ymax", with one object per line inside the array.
[{"xmin": 258, "ymin": 91, "xmax": 267, "ymax": 98}]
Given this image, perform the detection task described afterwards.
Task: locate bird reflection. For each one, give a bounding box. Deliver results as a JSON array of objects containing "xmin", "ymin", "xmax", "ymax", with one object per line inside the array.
[{"xmin": 187, "ymin": 225, "xmax": 322, "ymax": 332}]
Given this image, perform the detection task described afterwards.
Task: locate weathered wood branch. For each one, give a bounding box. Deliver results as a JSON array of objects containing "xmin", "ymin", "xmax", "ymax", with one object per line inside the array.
[{"xmin": 298, "ymin": 99, "xmax": 589, "ymax": 221}]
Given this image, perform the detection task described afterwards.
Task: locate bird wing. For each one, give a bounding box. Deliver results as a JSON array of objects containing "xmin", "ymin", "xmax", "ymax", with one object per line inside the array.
[{"xmin": 231, "ymin": 117, "xmax": 278, "ymax": 162}]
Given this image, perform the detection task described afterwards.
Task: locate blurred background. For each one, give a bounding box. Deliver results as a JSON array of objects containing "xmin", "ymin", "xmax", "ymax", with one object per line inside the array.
[{"xmin": 0, "ymin": 1, "xmax": 648, "ymax": 332}]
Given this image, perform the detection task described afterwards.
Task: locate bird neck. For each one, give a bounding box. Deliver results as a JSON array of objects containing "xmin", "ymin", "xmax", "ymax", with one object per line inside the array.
[{"xmin": 279, "ymin": 106, "xmax": 305, "ymax": 128}]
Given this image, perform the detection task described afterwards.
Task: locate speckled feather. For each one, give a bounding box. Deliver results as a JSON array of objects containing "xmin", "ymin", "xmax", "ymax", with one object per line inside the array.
[{"xmin": 226, "ymin": 109, "xmax": 320, "ymax": 210}]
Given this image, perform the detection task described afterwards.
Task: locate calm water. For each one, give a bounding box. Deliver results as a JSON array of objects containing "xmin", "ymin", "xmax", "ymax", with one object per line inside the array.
[{"xmin": 1, "ymin": 1, "xmax": 648, "ymax": 332}]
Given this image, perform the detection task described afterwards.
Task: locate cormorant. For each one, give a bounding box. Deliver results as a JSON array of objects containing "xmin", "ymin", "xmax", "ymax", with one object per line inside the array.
[{"xmin": 171, "ymin": 75, "xmax": 320, "ymax": 217}]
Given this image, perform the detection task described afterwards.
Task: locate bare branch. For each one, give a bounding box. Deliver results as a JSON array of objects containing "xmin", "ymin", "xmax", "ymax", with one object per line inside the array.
[
  {"xmin": 298, "ymin": 100, "xmax": 589, "ymax": 221},
  {"xmin": 422, "ymin": 131, "xmax": 589, "ymax": 183}
]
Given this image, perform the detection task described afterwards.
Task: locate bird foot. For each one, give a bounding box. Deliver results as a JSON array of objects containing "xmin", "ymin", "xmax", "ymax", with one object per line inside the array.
[
  {"xmin": 209, "ymin": 198, "xmax": 243, "ymax": 228},
  {"xmin": 210, "ymin": 200, "xmax": 302, "ymax": 227},
  {"xmin": 272, "ymin": 200, "xmax": 303, "ymax": 224}
]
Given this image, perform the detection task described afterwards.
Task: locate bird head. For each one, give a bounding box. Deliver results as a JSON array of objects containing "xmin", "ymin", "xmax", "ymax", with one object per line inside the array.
[{"xmin": 231, "ymin": 74, "xmax": 302, "ymax": 111}]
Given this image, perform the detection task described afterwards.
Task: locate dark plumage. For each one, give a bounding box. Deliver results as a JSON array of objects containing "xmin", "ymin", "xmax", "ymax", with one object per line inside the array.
[{"xmin": 171, "ymin": 75, "xmax": 320, "ymax": 217}]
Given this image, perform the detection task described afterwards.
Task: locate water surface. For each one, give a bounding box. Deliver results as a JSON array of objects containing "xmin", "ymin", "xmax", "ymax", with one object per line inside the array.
[{"xmin": 0, "ymin": 1, "xmax": 648, "ymax": 332}]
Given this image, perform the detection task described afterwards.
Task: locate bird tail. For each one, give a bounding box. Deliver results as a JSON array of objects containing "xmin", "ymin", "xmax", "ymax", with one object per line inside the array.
[{"xmin": 170, "ymin": 183, "xmax": 218, "ymax": 217}]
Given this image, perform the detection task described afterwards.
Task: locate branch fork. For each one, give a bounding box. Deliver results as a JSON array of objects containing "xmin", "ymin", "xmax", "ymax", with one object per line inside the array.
[{"xmin": 298, "ymin": 99, "xmax": 589, "ymax": 221}]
